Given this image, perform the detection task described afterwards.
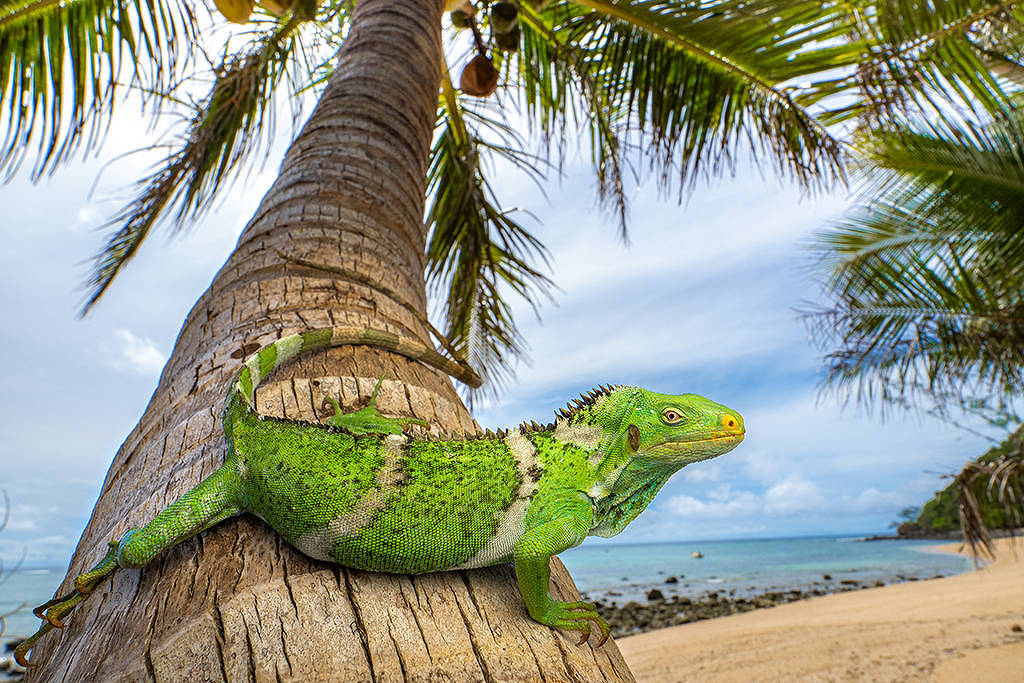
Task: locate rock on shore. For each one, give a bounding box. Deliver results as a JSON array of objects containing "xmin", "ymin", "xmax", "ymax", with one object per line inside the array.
[{"xmin": 592, "ymin": 576, "xmax": 947, "ymax": 638}]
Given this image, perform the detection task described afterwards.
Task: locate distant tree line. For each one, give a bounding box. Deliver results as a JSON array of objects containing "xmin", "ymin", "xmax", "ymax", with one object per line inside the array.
[{"xmin": 897, "ymin": 425, "xmax": 1024, "ymax": 552}]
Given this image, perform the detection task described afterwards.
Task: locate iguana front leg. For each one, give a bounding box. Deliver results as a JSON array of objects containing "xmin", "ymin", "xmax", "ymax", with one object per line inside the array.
[
  {"xmin": 324, "ymin": 374, "xmax": 428, "ymax": 435},
  {"xmin": 513, "ymin": 492, "xmax": 610, "ymax": 646}
]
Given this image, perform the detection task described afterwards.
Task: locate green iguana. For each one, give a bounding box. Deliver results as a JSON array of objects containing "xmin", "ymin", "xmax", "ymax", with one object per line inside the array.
[{"xmin": 16, "ymin": 326, "xmax": 745, "ymax": 666}]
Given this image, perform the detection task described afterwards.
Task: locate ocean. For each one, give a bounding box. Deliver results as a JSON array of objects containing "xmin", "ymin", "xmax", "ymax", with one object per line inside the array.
[
  {"xmin": 0, "ymin": 536, "xmax": 972, "ymax": 646},
  {"xmin": 560, "ymin": 535, "xmax": 974, "ymax": 604}
]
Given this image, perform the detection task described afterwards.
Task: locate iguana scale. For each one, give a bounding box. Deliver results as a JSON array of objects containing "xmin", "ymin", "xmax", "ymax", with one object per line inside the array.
[{"xmin": 16, "ymin": 326, "xmax": 745, "ymax": 665}]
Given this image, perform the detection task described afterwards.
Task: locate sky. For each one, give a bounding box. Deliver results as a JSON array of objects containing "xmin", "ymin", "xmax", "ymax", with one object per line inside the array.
[{"xmin": 0, "ymin": 79, "xmax": 1006, "ymax": 569}]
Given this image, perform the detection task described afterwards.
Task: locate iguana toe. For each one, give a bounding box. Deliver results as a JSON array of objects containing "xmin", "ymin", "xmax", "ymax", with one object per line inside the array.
[
  {"xmin": 19, "ymin": 541, "xmax": 120, "ymax": 662},
  {"xmin": 323, "ymin": 375, "xmax": 429, "ymax": 435},
  {"xmin": 32, "ymin": 590, "xmax": 85, "ymax": 628},
  {"xmin": 14, "ymin": 625, "xmax": 48, "ymax": 667},
  {"xmin": 539, "ymin": 599, "xmax": 610, "ymax": 647}
]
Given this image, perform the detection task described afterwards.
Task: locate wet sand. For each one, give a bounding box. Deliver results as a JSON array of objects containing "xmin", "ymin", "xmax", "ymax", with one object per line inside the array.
[{"xmin": 617, "ymin": 538, "xmax": 1024, "ymax": 681}]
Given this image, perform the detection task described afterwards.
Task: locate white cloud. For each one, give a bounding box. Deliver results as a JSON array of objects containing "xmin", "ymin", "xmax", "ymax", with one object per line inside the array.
[
  {"xmin": 72, "ymin": 203, "xmax": 104, "ymax": 233},
  {"xmin": 763, "ymin": 476, "xmax": 827, "ymax": 514},
  {"xmin": 682, "ymin": 461, "xmax": 724, "ymax": 483},
  {"xmin": 4, "ymin": 516, "xmax": 38, "ymax": 532},
  {"xmin": 107, "ymin": 329, "xmax": 166, "ymax": 375},
  {"xmin": 852, "ymin": 487, "xmax": 906, "ymax": 512},
  {"xmin": 667, "ymin": 485, "xmax": 762, "ymax": 518},
  {"xmin": 666, "ymin": 476, "xmax": 922, "ymax": 525}
]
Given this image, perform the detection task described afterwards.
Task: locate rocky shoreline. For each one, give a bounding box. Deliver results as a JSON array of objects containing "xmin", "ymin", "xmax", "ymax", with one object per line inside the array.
[
  {"xmin": 589, "ymin": 573, "xmax": 950, "ymax": 638},
  {"xmin": 857, "ymin": 529, "xmax": 1019, "ymax": 543}
]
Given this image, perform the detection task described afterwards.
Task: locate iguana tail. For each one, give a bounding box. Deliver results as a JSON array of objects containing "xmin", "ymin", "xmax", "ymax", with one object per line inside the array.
[{"xmin": 223, "ymin": 325, "xmax": 482, "ymax": 421}]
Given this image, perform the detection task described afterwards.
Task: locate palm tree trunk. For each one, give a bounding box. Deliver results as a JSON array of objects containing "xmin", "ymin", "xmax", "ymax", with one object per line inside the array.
[{"xmin": 28, "ymin": 0, "xmax": 634, "ymax": 679}]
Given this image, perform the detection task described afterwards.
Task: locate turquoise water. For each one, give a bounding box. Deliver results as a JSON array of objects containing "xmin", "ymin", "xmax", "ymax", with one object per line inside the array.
[
  {"xmin": 0, "ymin": 536, "xmax": 972, "ymax": 645},
  {"xmin": 2, "ymin": 567, "xmax": 60, "ymax": 645},
  {"xmin": 561, "ymin": 536, "xmax": 974, "ymax": 603}
]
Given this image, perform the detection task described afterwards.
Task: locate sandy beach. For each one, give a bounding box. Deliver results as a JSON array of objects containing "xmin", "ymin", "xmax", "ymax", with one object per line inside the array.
[{"xmin": 617, "ymin": 538, "xmax": 1024, "ymax": 682}]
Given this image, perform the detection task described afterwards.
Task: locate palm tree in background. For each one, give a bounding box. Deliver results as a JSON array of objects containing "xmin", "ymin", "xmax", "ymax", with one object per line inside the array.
[
  {"xmin": 813, "ymin": 114, "xmax": 1024, "ymax": 410},
  {"xmin": 811, "ymin": 113, "xmax": 1024, "ymax": 555},
  {"xmin": 5, "ymin": 0, "xmax": 1024, "ymax": 678}
]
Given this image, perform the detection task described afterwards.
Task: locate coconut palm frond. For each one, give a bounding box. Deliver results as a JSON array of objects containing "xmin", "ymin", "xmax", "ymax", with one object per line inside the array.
[
  {"xmin": 569, "ymin": 0, "xmax": 861, "ymax": 84},
  {"xmin": 427, "ymin": 72, "xmax": 554, "ymax": 403},
  {"xmin": 811, "ymin": 114, "xmax": 1024, "ymax": 411},
  {"xmin": 818, "ymin": 0, "xmax": 1024, "ymax": 124},
  {"xmin": 821, "ymin": 117, "xmax": 1024, "ymax": 303},
  {"xmin": 957, "ymin": 462, "xmax": 997, "ymax": 559},
  {"xmin": 517, "ymin": 7, "xmax": 630, "ymax": 237},
  {"xmin": 575, "ymin": 0, "xmax": 856, "ymax": 190},
  {"xmin": 521, "ymin": 0, "xmax": 852, "ymax": 210},
  {"xmin": 0, "ymin": 0, "xmax": 198, "ymax": 179},
  {"xmin": 282, "ymin": 3, "xmax": 351, "ymax": 96},
  {"xmin": 812, "ymin": 227, "xmax": 1024, "ymax": 406},
  {"xmin": 81, "ymin": 20, "xmax": 311, "ymax": 314},
  {"xmin": 811, "ymin": 276, "xmax": 1024, "ymax": 411},
  {"xmin": 516, "ymin": 5, "xmax": 580, "ymax": 152},
  {"xmin": 969, "ymin": 13, "xmax": 1024, "ymax": 87},
  {"xmin": 956, "ymin": 447, "xmax": 1024, "ymax": 558},
  {"xmin": 821, "ymin": 119, "xmax": 1024, "ymax": 294}
]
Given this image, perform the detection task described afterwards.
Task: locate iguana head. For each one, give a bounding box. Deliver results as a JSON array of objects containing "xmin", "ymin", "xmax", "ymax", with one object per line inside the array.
[
  {"xmin": 624, "ymin": 389, "xmax": 745, "ymax": 464},
  {"xmin": 572, "ymin": 387, "xmax": 745, "ymax": 537},
  {"xmin": 571, "ymin": 386, "xmax": 745, "ymax": 465}
]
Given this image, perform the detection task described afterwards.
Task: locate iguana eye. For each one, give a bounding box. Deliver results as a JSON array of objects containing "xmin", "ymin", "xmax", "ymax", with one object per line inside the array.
[{"xmin": 662, "ymin": 409, "xmax": 683, "ymax": 424}]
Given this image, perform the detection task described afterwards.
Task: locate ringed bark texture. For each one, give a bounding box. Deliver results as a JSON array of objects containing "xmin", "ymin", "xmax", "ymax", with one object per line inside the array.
[{"xmin": 27, "ymin": 0, "xmax": 634, "ymax": 680}]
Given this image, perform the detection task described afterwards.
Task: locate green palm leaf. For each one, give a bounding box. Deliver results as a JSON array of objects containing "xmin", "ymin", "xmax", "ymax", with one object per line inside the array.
[
  {"xmin": 517, "ymin": 8, "xmax": 630, "ymax": 235},
  {"xmin": 82, "ymin": 18, "xmax": 313, "ymax": 313},
  {"xmin": 517, "ymin": 0, "xmax": 854, "ymax": 209},
  {"xmin": 426, "ymin": 70, "xmax": 554, "ymax": 400},
  {"xmin": 0, "ymin": 0, "xmax": 198, "ymax": 178},
  {"xmin": 956, "ymin": 446, "xmax": 1023, "ymax": 558},
  {"xmin": 812, "ymin": 114, "xmax": 1024, "ymax": 410},
  {"xmin": 807, "ymin": 0, "xmax": 1024, "ymax": 124}
]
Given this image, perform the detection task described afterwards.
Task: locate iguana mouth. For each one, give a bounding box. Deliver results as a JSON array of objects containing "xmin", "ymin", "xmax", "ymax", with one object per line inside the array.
[
  {"xmin": 640, "ymin": 432, "xmax": 744, "ymax": 458},
  {"xmin": 668, "ymin": 432, "xmax": 745, "ymax": 445}
]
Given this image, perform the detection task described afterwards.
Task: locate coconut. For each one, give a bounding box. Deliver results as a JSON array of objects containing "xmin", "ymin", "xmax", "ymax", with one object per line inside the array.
[
  {"xmin": 490, "ymin": 2, "xmax": 518, "ymax": 35},
  {"xmin": 214, "ymin": 0, "xmax": 255, "ymax": 23},
  {"xmin": 260, "ymin": 0, "xmax": 293, "ymax": 16},
  {"xmin": 460, "ymin": 54, "xmax": 499, "ymax": 97},
  {"xmin": 494, "ymin": 25, "xmax": 520, "ymax": 52}
]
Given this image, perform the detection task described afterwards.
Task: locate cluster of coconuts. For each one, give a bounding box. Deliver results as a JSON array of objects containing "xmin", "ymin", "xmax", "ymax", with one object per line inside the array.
[
  {"xmin": 214, "ymin": 0, "xmax": 295, "ymax": 23},
  {"xmin": 212, "ymin": 0, "xmax": 522, "ymax": 98},
  {"xmin": 450, "ymin": 1, "xmax": 522, "ymax": 97}
]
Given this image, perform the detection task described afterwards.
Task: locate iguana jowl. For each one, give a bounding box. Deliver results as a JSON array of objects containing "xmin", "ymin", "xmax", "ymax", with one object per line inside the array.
[{"xmin": 16, "ymin": 326, "xmax": 745, "ymax": 665}]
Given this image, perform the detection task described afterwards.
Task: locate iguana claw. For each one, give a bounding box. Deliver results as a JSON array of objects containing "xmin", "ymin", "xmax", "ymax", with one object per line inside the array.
[
  {"xmin": 33, "ymin": 590, "xmax": 86, "ymax": 627},
  {"xmin": 576, "ymin": 627, "xmax": 609, "ymax": 647},
  {"xmin": 33, "ymin": 599, "xmax": 55, "ymax": 620},
  {"xmin": 14, "ymin": 621, "xmax": 50, "ymax": 667},
  {"xmin": 571, "ymin": 610, "xmax": 610, "ymax": 647},
  {"xmin": 15, "ymin": 541, "xmax": 120, "ymax": 667},
  {"xmin": 573, "ymin": 618, "xmax": 610, "ymax": 647},
  {"xmin": 536, "ymin": 598, "xmax": 611, "ymax": 648}
]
